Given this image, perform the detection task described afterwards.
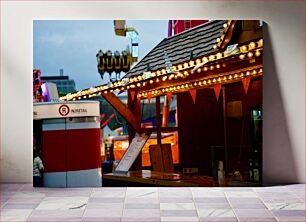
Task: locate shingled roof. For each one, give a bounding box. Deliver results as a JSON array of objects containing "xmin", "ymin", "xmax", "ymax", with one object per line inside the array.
[{"xmin": 124, "ymin": 20, "xmax": 227, "ymax": 78}]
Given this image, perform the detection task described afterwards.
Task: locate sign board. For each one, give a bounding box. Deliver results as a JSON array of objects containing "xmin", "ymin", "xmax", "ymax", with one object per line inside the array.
[
  {"xmin": 33, "ymin": 101, "xmax": 100, "ymax": 120},
  {"xmin": 115, "ymin": 132, "xmax": 151, "ymax": 173}
]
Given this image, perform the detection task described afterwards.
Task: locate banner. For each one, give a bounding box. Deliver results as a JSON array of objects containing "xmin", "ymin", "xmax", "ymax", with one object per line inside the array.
[
  {"xmin": 189, "ymin": 89, "xmax": 197, "ymax": 104},
  {"xmin": 242, "ymin": 77, "xmax": 251, "ymax": 94},
  {"xmin": 214, "ymin": 84, "xmax": 222, "ymax": 101}
]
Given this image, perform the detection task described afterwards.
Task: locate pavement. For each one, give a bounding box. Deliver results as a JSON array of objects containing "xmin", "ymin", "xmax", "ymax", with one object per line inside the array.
[{"xmin": 0, "ymin": 183, "xmax": 305, "ymax": 222}]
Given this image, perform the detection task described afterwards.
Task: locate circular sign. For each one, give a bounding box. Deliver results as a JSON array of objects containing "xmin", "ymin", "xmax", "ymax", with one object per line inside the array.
[{"xmin": 59, "ymin": 105, "xmax": 70, "ymax": 116}]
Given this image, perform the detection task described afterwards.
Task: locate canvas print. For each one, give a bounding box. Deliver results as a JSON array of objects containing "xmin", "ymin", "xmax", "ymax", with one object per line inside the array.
[{"xmin": 33, "ymin": 20, "xmax": 263, "ymax": 187}]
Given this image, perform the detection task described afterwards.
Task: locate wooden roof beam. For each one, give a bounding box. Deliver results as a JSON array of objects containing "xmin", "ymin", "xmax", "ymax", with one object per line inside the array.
[{"xmin": 102, "ymin": 92, "xmax": 141, "ymax": 133}]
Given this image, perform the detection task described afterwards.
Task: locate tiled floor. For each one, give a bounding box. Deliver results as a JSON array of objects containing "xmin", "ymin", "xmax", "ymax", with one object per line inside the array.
[{"xmin": 0, "ymin": 184, "xmax": 305, "ymax": 222}]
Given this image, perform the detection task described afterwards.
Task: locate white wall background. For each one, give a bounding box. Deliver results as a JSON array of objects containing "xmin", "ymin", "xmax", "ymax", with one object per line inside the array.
[{"xmin": 1, "ymin": 1, "xmax": 305, "ymax": 184}]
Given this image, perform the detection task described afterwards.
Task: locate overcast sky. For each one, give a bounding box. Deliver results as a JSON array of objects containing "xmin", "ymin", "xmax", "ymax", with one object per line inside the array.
[{"xmin": 34, "ymin": 20, "xmax": 168, "ymax": 90}]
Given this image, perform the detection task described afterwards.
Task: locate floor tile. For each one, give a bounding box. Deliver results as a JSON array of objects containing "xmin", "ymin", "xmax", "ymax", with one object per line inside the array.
[
  {"xmin": 83, "ymin": 217, "xmax": 121, "ymax": 222},
  {"xmin": 122, "ymin": 217, "xmax": 161, "ymax": 221},
  {"xmin": 88, "ymin": 197, "xmax": 125, "ymax": 203},
  {"xmin": 160, "ymin": 203, "xmax": 196, "ymax": 210},
  {"xmin": 122, "ymin": 209, "xmax": 160, "ymax": 217},
  {"xmin": 161, "ymin": 210, "xmax": 198, "ymax": 217},
  {"xmin": 225, "ymin": 191, "xmax": 258, "ymax": 198},
  {"xmin": 200, "ymin": 217, "xmax": 238, "ymax": 222},
  {"xmin": 271, "ymin": 209, "xmax": 305, "ymax": 217},
  {"xmin": 197, "ymin": 209, "xmax": 235, "ymax": 217},
  {"xmin": 161, "ymin": 216, "xmax": 199, "ymax": 222},
  {"xmin": 86, "ymin": 202, "xmax": 123, "ymax": 209},
  {"xmin": 196, "ymin": 202, "xmax": 231, "ymax": 209},
  {"xmin": 0, "ymin": 209, "xmax": 33, "ymax": 221},
  {"xmin": 29, "ymin": 209, "xmax": 84, "ymax": 217},
  {"xmin": 91, "ymin": 190, "xmax": 125, "ymax": 198},
  {"xmin": 125, "ymin": 197, "xmax": 159, "ymax": 203},
  {"xmin": 265, "ymin": 202, "xmax": 305, "ymax": 210},
  {"xmin": 227, "ymin": 197, "xmax": 263, "ymax": 204},
  {"xmin": 160, "ymin": 197, "xmax": 194, "ymax": 203},
  {"xmin": 192, "ymin": 189, "xmax": 225, "ymax": 197},
  {"xmin": 194, "ymin": 197, "xmax": 228, "ymax": 203},
  {"xmin": 36, "ymin": 196, "xmax": 88, "ymax": 210},
  {"xmin": 125, "ymin": 203, "xmax": 160, "ymax": 209},
  {"xmin": 83, "ymin": 209, "xmax": 123, "ymax": 217},
  {"xmin": 236, "ymin": 218, "xmax": 277, "ymax": 222},
  {"xmin": 2, "ymin": 203, "xmax": 39, "ymax": 209},
  {"xmin": 234, "ymin": 209, "xmax": 274, "ymax": 218}
]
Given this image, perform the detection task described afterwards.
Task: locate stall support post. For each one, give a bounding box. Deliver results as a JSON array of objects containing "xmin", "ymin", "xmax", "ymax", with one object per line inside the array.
[
  {"xmin": 128, "ymin": 91, "xmax": 142, "ymax": 170},
  {"xmin": 156, "ymin": 96, "xmax": 162, "ymax": 144},
  {"xmin": 222, "ymin": 87, "xmax": 228, "ymax": 173}
]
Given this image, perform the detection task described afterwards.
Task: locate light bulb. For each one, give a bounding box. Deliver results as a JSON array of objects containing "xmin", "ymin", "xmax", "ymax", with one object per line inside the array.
[
  {"xmin": 255, "ymin": 50, "xmax": 261, "ymax": 57},
  {"xmin": 239, "ymin": 54, "xmax": 245, "ymax": 60},
  {"xmin": 249, "ymin": 42, "xmax": 256, "ymax": 49},
  {"xmin": 247, "ymin": 52, "xmax": 253, "ymax": 58}
]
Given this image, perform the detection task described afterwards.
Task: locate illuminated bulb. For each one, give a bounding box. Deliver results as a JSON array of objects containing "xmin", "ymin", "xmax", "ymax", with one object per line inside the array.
[
  {"xmin": 247, "ymin": 52, "xmax": 253, "ymax": 58},
  {"xmin": 137, "ymin": 83, "xmax": 141, "ymax": 87},
  {"xmin": 217, "ymin": 53, "xmax": 222, "ymax": 59},
  {"xmin": 246, "ymin": 71, "xmax": 250, "ymax": 76},
  {"xmin": 83, "ymin": 96, "xmax": 87, "ymax": 98},
  {"xmin": 157, "ymin": 71, "xmax": 161, "ymax": 75},
  {"xmin": 255, "ymin": 50, "xmax": 261, "ymax": 57},
  {"xmin": 129, "ymin": 78, "xmax": 134, "ymax": 82},
  {"xmin": 203, "ymin": 80, "xmax": 206, "ymax": 85},
  {"xmin": 202, "ymin": 57, "xmax": 208, "ymax": 63},
  {"xmin": 241, "ymin": 45, "xmax": 247, "ymax": 52},
  {"xmin": 196, "ymin": 59, "xmax": 201, "ymax": 64},
  {"xmin": 217, "ymin": 38, "xmax": 221, "ymax": 42},
  {"xmin": 78, "ymin": 97, "xmax": 81, "ymax": 99},
  {"xmin": 198, "ymin": 82, "xmax": 202, "ymax": 86},
  {"xmin": 162, "ymin": 89, "xmax": 165, "ymax": 92},
  {"xmin": 216, "ymin": 64, "xmax": 220, "ymax": 69},
  {"xmin": 189, "ymin": 61, "xmax": 195, "ymax": 66},
  {"xmin": 173, "ymin": 87, "xmax": 177, "ymax": 90},
  {"xmin": 127, "ymin": 86, "xmax": 130, "ymax": 89},
  {"xmin": 142, "ymin": 82, "xmax": 146, "ymax": 86},
  {"xmin": 130, "ymin": 84, "xmax": 135, "ymax": 88},
  {"xmin": 165, "ymin": 88, "xmax": 169, "ymax": 92},
  {"xmin": 181, "ymin": 85, "xmax": 185, "ymax": 89},
  {"xmin": 185, "ymin": 84, "xmax": 188, "ymax": 88},
  {"xmin": 133, "ymin": 77, "xmax": 137, "ymax": 81},
  {"xmin": 114, "ymin": 83, "xmax": 117, "ymax": 87},
  {"xmin": 151, "ymin": 72, "xmax": 156, "ymax": 77},
  {"xmin": 258, "ymin": 39, "xmax": 263, "ymax": 47},
  {"xmin": 156, "ymin": 78, "xmax": 160, "ymax": 82},
  {"xmin": 178, "ymin": 64, "xmax": 183, "ymax": 70},
  {"xmin": 210, "ymin": 66, "xmax": 214, "ymax": 70},
  {"xmin": 173, "ymin": 66, "xmax": 176, "ymax": 70},
  {"xmin": 104, "ymin": 91, "xmax": 108, "ymax": 94},
  {"xmin": 223, "ymin": 23, "xmax": 228, "ymax": 28},
  {"xmin": 213, "ymin": 45, "xmax": 217, "ymax": 49},
  {"xmin": 253, "ymin": 70, "xmax": 257, "ymax": 74},
  {"xmin": 223, "ymin": 76, "xmax": 227, "ymax": 81},
  {"xmin": 184, "ymin": 63, "xmax": 189, "ymax": 68},
  {"xmin": 249, "ymin": 42, "xmax": 256, "ymax": 49},
  {"xmin": 218, "ymin": 77, "xmax": 221, "ymax": 82},
  {"xmin": 197, "ymin": 68, "xmax": 201, "ymax": 73},
  {"xmin": 213, "ymin": 78, "xmax": 216, "ymax": 83},
  {"xmin": 110, "ymin": 90, "xmax": 113, "ymax": 93},
  {"xmin": 149, "ymin": 80, "xmax": 154, "ymax": 84},
  {"xmin": 229, "ymin": 75, "xmax": 232, "ymax": 79},
  {"xmin": 241, "ymin": 73, "xmax": 244, "ymax": 77},
  {"xmin": 99, "ymin": 92, "xmax": 102, "ymax": 95},
  {"xmin": 239, "ymin": 54, "xmax": 245, "ymax": 60},
  {"xmin": 204, "ymin": 67, "xmax": 208, "ymax": 71},
  {"xmin": 234, "ymin": 74, "xmax": 238, "ymax": 78},
  {"xmin": 73, "ymin": 98, "xmax": 76, "ymax": 101},
  {"xmin": 138, "ymin": 76, "xmax": 142, "ymax": 80},
  {"xmin": 162, "ymin": 76, "xmax": 167, "ymax": 81},
  {"xmin": 208, "ymin": 80, "xmax": 211, "ymax": 84},
  {"xmin": 162, "ymin": 69, "xmax": 166, "ymax": 74},
  {"xmin": 259, "ymin": 68, "xmax": 263, "ymax": 73},
  {"xmin": 175, "ymin": 75, "xmax": 178, "ymax": 79},
  {"xmin": 184, "ymin": 71, "xmax": 189, "ymax": 76},
  {"xmin": 209, "ymin": 55, "xmax": 215, "ymax": 61},
  {"xmin": 194, "ymin": 82, "xmax": 198, "ymax": 86}
]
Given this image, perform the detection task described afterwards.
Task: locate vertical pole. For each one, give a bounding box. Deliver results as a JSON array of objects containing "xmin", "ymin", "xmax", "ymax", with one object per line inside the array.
[
  {"xmin": 222, "ymin": 87, "xmax": 228, "ymax": 173},
  {"xmin": 156, "ymin": 96, "xmax": 162, "ymax": 144}
]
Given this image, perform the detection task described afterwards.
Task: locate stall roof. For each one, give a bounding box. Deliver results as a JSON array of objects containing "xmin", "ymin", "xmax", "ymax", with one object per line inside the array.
[{"xmin": 124, "ymin": 20, "xmax": 227, "ymax": 78}]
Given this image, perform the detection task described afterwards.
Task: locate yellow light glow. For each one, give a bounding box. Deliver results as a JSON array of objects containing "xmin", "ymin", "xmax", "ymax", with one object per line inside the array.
[
  {"xmin": 253, "ymin": 70, "xmax": 257, "ymax": 74},
  {"xmin": 143, "ymin": 82, "xmax": 146, "ymax": 86},
  {"xmin": 223, "ymin": 76, "xmax": 227, "ymax": 80},
  {"xmin": 110, "ymin": 90, "xmax": 113, "ymax": 93},
  {"xmin": 137, "ymin": 83, "xmax": 141, "ymax": 87},
  {"xmin": 203, "ymin": 80, "xmax": 207, "ymax": 85},
  {"xmin": 255, "ymin": 50, "xmax": 261, "ymax": 57},
  {"xmin": 246, "ymin": 71, "xmax": 250, "ymax": 76},
  {"xmin": 196, "ymin": 59, "xmax": 201, "ymax": 64},
  {"xmin": 247, "ymin": 52, "xmax": 253, "ymax": 58},
  {"xmin": 178, "ymin": 64, "xmax": 183, "ymax": 70},
  {"xmin": 198, "ymin": 82, "xmax": 202, "ymax": 86},
  {"xmin": 213, "ymin": 45, "xmax": 217, "ymax": 49},
  {"xmin": 184, "ymin": 71, "xmax": 189, "ymax": 76},
  {"xmin": 184, "ymin": 63, "xmax": 189, "ymax": 68},
  {"xmin": 229, "ymin": 75, "xmax": 232, "ymax": 79},
  {"xmin": 104, "ymin": 91, "xmax": 108, "ymax": 94},
  {"xmin": 210, "ymin": 66, "xmax": 214, "ymax": 70},
  {"xmin": 166, "ymin": 88, "xmax": 169, "ymax": 92},
  {"xmin": 177, "ymin": 86, "xmax": 181, "ymax": 89},
  {"xmin": 197, "ymin": 68, "xmax": 201, "ymax": 73},
  {"xmin": 162, "ymin": 69, "xmax": 166, "ymax": 74},
  {"xmin": 249, "ymin": 42, "xmax": 256, "ymax": 49},
  {"xmin": 241, "ymin": 73, "xmax": 244, "ymax": 77},
  {"xmin": 217, "ymin": 53, "xmax": 222, "ymax": 59},
  {"xmin": 218, "ymin": 77, "xmax": 221, "ymax": 82},
  {"xmin": 151, "ymin": 72, "xmax": 156, "ymax": 77},
  {"xmin": 73, "ymin": 98, "xmax": 76, "ymax": 101},
  {"xmin": 209, "ymin": 55, "xmax": 215, "ymax": 61},
  {"xmin": 258, "ymin": 39, "xmax": 263, "ymax": 47},
  {"xmin": 189, "ymin": 61, "xmax": 195, "ymax": 66},
  {"xmin": 194, "ymin": 82, "xmax": 198, "ymax": 86},
  {"xmin": 208, "ymin": 80, "xmax": 211, "ymax": 84},
  {"xmin": 150, "ymin": 80, "xmax": 154, "ymax": 84},
  {"xmin": 172, "ymin": 66, "xmax": 176, "ymax": 70},
  {"xmin": 216, "ymin": 64, "xmax": 220, "ymax": 69},
  {"xmin": 239, "ymin": 54, "xmax": 245, "ymax": 60},
  {"xmin": 185, "ymin": 84, "xmax": 188, "ymax": 88},
  {"xmin": 217, "ymin": 38, "xmax": 221, "ymax": 42},
  {"xmin": 138, "ymin": 76, "xmax": 142, "ymax": 80},
  {"xmin": 234, "ymin": 74, "xmax": 238, "ymax": 78},
  {"xmin": 213, "ymin": 79, "xmax": 216, "ymax": 83},
  {"xmin": 241, "ymin": 45, "xmax": 248, "ymax": 52},
  {"xmin": 181, "ymin": 85, "xmax": 185, "ymax": 89},
  {"xmin": 223, "ymin": 23, "xmax": 228, "ymax": 28},
  {"xmin": 133, "ymin": 77, "xmax": 137, "ymax": 81},
  {"xmin": 204, "ymin": 67, "xmax": 208, "ymax": 71},
  {"xmin": 162, "ymin": 89, "xmax": 165, "ymax": 92},
  {"xmin": 202, "ymin": 57, "xmax": 208, "ymax": 63},
  {"xmin": 157, "ymin": 71, "xmax": 161, "ymax": 75},
  {"xmin": 156, "ymin": 78, "xmax": 160, "ymax": 82}
]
